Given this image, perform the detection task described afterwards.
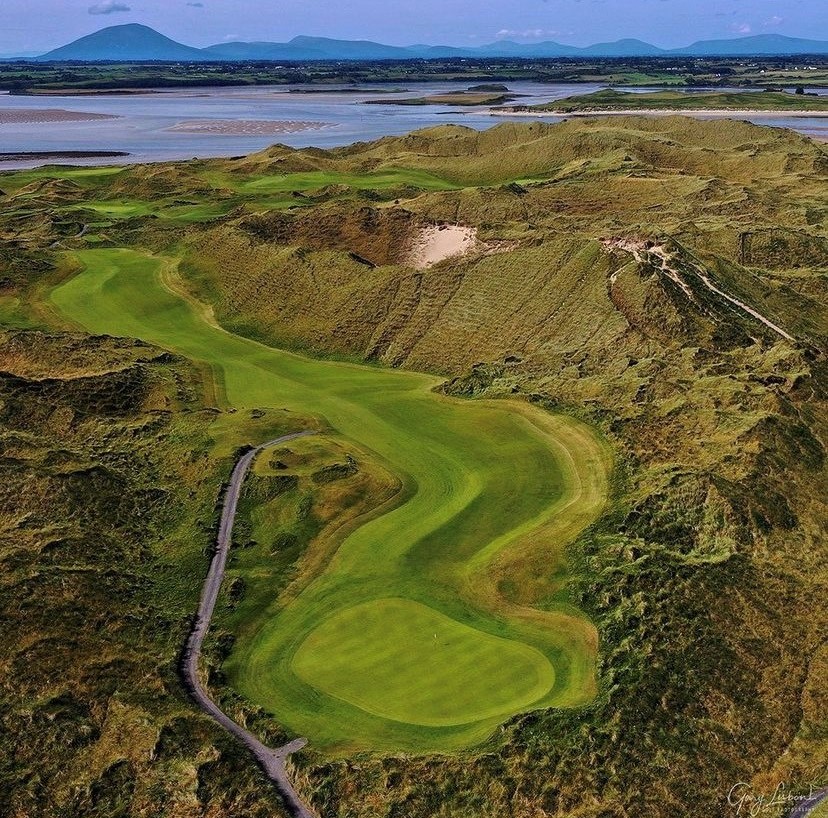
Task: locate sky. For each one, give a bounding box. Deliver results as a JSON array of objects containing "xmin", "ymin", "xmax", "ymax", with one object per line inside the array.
[{"xmin": 0, "ymin": 0, "xmax": 824, "ymax": 55}]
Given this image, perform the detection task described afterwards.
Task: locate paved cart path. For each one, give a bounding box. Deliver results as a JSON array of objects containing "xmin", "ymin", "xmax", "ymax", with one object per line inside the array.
[{"xmin": 181, "ymin": 432, "xmax": 318, "ymax": 818}]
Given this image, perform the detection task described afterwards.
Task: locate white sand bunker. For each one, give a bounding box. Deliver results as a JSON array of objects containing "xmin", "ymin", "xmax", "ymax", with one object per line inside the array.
[{"xmin": 408, "ymin": 224, "xmax": 480, "ymax": 269}]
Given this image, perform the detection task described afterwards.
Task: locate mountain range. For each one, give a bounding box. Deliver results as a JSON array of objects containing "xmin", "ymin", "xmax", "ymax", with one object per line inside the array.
[{"xmin": 29, "ymin": 24, "xmax": 828, "ymax": 62}]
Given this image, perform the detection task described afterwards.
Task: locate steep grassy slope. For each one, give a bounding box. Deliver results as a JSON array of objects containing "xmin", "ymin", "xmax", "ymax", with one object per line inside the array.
[{"xmin": 1, "ymin": 116, "xmax": 826, "ymax": 817}]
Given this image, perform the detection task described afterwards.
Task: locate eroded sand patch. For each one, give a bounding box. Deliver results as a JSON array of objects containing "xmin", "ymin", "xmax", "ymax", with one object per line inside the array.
[
  {"xmin": 407, "ymin": 224, "xmax": 518, "ymax": 269},
  {"xmin": 408, "ymin": 224, "xmax": 480, "ymax": 269},
  {"xmin": 167, "ymin": 119, "xmax": 329, "ymax": 135}
]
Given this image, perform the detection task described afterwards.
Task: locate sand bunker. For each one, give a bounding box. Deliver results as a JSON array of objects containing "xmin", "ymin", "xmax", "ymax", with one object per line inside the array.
[
  {"xmin": 167, "ymin": 119, "xmax": 329, "ymax": 135},
  {"xmin": 408, "ymin": 224, "xmax": 480, "ymax": 269},
  {"xmin": 0, "ymin": 108, "xmax": 119, "ymax": 124}
]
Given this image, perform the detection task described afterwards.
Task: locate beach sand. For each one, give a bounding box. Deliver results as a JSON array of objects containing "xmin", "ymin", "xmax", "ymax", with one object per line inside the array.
[
  {"xmin": 408, "ymin": 225, "xmax": 479, "ymax": 269},
  {"xmin": 166, "ymin": 119, "xmax": 330, "ymax": 135},
  {"xmin": 0, "ymin": 108, "xmax": 119, "ymax": 124}
]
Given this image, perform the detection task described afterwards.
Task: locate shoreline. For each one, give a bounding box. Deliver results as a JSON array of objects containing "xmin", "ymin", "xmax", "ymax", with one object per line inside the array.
[
  {"xmin": 0, "ymin": 150, "xmax": 130, "ymax": 161},
  {"xmin": 490, "ymin": 107, "xmax": 828, "ymax": 118},
  {"xmin": 10, "ymin": 88, "xmax": 161, "ymax": 97}
]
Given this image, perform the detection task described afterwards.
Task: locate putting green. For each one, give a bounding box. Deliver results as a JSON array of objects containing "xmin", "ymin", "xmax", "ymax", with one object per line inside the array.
[
  {"xmin": 50, "ymin": 248, "xmax": 611, "ymax": 753},
  {"xmin": 292, "ymin": 598, "xmax": 555, "ymax": 727}
]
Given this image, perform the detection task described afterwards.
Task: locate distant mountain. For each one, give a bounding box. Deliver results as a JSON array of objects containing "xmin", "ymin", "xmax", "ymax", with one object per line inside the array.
[
  {"xmin": 473, "ymin": 40, "xmax": 580, "ymax": 58},
  {"xmin": 36, "ymin": 23, "xmax": 208, "ymax": 62},
  {"xmin": 202, "ymin": 41, "xmax": 327, "ymax": 61},
  {"xmin": 289, "ymin": 36, "xmax": 415, "ymax": 60},
  {"xmin": 32, "ymin": 24, "xmax": 828, "ymax": 63},
  {"xmin": 671, "ymin": 34, "xmax": 828, "ymax": 57},
  {"xmin": 204, "ymin": 35, "xmax": 414, "ymax": 61},
  {"xmin": 580, "ymin": 38, "xmax": 666, "ymax": 57}
]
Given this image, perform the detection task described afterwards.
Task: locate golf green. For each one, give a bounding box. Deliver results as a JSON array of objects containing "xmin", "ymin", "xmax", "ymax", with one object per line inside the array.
[
  {"xmin": 50, "ymin": 248, "xmax": 611, "ymax": 753},
  {"xmin": 292, "ymin": 598, "xmax": 555, "ymax": 727}
]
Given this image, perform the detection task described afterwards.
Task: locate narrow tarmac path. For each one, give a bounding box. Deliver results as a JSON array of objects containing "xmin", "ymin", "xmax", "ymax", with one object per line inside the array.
[{"xmin": 181, "ymin": 432, "xmax": 318, "ymax": 818}]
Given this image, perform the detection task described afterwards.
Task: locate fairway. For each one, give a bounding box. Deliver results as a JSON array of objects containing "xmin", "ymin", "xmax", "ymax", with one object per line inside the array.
[
  {"xmin": 235, "ymin": 168, "xmax": 458, "ymax": 194},
  {"xmin": 50, "ymin": 249, "xmax": 611, "ymax": 754}
]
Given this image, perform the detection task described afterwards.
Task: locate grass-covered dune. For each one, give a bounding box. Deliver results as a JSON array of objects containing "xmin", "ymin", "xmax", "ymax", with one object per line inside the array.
[
  {"xmin": 524, "ymin": 87, "xmax": 828, "ymax": 113},
  {"xmin": 1, "ymin": 116, "xmax": 826, "ymax": 817}
]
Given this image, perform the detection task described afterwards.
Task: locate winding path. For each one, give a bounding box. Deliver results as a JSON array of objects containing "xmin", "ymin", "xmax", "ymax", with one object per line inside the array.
[
  {"xmin": 603, "ymin": 237, "xmax": 795, "ymax": 342},
  {"xmin": 181, "ymin": 432, "xmax": 318, "ymax": 818}
]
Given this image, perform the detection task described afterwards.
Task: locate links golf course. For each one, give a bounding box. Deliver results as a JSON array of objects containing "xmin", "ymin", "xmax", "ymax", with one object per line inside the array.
[{"xmin": 50, "ymin": 249, "xmax": 611, "ymax": 754}]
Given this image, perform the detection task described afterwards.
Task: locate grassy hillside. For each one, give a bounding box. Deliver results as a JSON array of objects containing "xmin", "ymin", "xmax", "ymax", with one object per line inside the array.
[
  {"xmin": 528, "ymin": 88, "xmax": 828, "ymax": 112},
  {"xmin": 1, "ymin": 116, "xmax": 826, "ymax": 817}
]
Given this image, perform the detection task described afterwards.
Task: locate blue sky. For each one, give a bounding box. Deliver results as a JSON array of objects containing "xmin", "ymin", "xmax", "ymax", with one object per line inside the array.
[{"xmin": 0, "ymin": 0, "xmax": 824, "ymax": 54}]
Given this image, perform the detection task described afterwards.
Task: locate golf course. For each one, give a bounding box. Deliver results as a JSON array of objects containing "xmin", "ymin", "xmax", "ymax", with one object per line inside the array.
[{"xmin": 50, "ymin": 248, "xmax": 611, "ymax": 754}]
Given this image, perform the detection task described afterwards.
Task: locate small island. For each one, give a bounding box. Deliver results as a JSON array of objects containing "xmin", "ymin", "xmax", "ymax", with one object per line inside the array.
[{"xmin": 366, "ymin": 86, "xmax": 519, "ymax": 106}]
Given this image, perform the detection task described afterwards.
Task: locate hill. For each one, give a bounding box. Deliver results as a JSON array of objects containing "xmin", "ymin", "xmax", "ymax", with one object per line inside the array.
[
  {"xmin": 204, "ymin": 35, "xmax": 414, "ymax": 61},
  {"xmin": 33, "ymin": 25, "xmax": 828, "ymax": 62},
  {"xmin": 36, "ymin": 23, "xmax": 208, "ymax": 62},
  {"xmin": 580, "ymin": 37, "xmax": 665, "ymax": 57},
  {"xmin": 528, "ymin": 88, "xmax": 828, "ymax": 113},
  {"xmin": 673, "ymin": 33, "xmax": 828, "ymax": 56}
]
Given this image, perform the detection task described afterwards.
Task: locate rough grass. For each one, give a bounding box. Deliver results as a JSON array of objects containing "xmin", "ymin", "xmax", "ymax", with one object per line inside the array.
[
  {"xmin": 0, "ymin": 330, "xmax": 297, "ymax": 818},
  {"xmin": 532, "ymin": 88, "xmax": 828, "ymax": 112}
]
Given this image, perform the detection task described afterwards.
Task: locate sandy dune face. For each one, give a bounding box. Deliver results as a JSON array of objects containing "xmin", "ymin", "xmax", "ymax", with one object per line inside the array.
[
  {"xmin": 166, "ymin": 119, "xmax": 329, "ymax": 135},
  {"xmin": 0, "ymin": 109, "xmax": 118, "ymax": 124},
  {"xmin": 408, "ymin": 224, "xmax": 480, "ymax": 269}
]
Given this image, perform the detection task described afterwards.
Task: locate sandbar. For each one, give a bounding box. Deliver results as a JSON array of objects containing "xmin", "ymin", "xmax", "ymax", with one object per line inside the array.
[
  {"xmin": 167, "ymin": 119, "xmax": 330, "ymax": 135},
  {"xmin": 0, "ymin": 108, "xmax": 120, "ymax": 124}
]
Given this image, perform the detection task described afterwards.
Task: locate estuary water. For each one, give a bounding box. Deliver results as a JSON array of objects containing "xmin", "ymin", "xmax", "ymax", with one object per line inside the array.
[{"xmin": 0, "ymin": 81, "xmax": 825, "ymax": 169}]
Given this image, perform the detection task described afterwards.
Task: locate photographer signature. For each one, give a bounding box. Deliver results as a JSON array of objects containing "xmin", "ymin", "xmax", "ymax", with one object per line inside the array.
[{"xmin": 728, "ymin": 782, "xmax": 828, "ymax": 817}]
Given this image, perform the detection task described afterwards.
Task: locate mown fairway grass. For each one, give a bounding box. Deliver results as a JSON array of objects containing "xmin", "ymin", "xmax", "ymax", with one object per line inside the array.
[
  {"xmin": 232, "ymin": 168, "xmax": 460, "ymax": 195},
  {"xmin": 63, "ymin": 199, "xmax": 240, "ymax": 223},
  {"xmin": 50, "ymin": 248, "xmax": 611, "ymax": 754}
]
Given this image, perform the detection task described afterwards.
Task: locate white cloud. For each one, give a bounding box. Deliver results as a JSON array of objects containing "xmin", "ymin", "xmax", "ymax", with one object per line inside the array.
[
  {"xmin": 764, "ymin": 15, "xmax": 784, "ymax": 27},
  {"xmin": 495, "ymin": 28, "xmax": 559, "ymax": 40},
  {"xmin": 89, "ymin": 1, "xmax": 131, "ymax": 14},
  {"xmin": 731, "ymin": 22, "xmax": 752, "ymax": 34}
]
